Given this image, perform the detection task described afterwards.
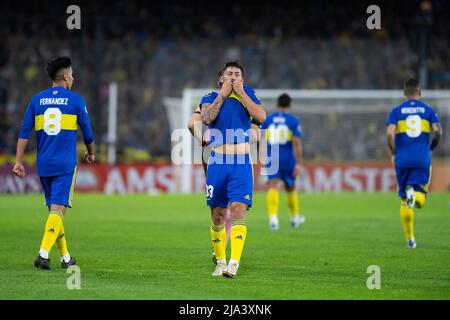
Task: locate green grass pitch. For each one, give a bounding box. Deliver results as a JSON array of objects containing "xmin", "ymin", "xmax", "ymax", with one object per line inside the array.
[{"xmin": 0, "ymin": 192, "xmax": 449, "ymax": 299}]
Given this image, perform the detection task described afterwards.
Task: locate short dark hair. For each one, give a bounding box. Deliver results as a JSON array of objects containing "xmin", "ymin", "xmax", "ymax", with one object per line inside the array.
[
  {"xmin": 222, "ymin": 61, "xmax": 244, "ymax": 75},
  {"xmin": 46, "ymin": 56, "xmax": 71, "ymax": 81},
  {"xmin": 277, "ymin": 93, "xmax": 291, "ymax": 108},
  {"xmin": 404, "ymin": 78, "xmax": 421, "ymax": 96}
]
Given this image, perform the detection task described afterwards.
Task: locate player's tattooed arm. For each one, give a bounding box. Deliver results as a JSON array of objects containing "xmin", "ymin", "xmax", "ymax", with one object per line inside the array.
[
  {"xmin": 201, "ymin": 80, "xmax": 232, "ymax": 125},
  {"xmin": 201, "ymin": 96, "xmax": 225, "ymax": 125},
  {"xmin": 430, "ymin": 123, "xmax": 442, "ymax": 151}
]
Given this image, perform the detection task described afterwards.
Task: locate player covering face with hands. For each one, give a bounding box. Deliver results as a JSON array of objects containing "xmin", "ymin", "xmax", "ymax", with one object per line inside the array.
[{"xmin": 200, "ymin": 61, "xmax": 265, "ymax": 278}]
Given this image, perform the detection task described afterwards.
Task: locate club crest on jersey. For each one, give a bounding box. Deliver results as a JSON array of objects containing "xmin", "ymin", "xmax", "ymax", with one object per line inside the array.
[{"xmin": 53, "ymin": 90, "xmax": 58, "ymax": 95}]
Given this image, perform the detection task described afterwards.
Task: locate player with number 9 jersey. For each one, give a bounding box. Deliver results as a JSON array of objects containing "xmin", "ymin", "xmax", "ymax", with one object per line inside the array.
[
  {"xmin": 387, "ymin": 96, "xmax": 440, "ymax": 195},
  {"xmin": 386, "ymin": 78, "xmax": 442, "ymax": 249}
]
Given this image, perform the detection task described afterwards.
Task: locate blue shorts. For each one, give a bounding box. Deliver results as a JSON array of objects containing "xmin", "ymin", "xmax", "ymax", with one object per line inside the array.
[
  {"xmin": 395, "ymin": 165, "xmax": 431, "ymax": 198},
  {"xmin": 206, "ymin": 152, "xmax": 253, "ymax": 208},
  {"xmin": 267, "ymin": 167, "xmax": 296, "ymax": 188},
  {"xmin": 40, "ymin": 167, "xmax": 77, "ymax": 207}
]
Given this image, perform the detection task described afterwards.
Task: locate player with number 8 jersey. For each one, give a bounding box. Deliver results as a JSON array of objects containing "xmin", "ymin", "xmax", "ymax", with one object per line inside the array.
[{"xmin": 13, "ymin": 56, "xmax": 95, "ymax": 270}]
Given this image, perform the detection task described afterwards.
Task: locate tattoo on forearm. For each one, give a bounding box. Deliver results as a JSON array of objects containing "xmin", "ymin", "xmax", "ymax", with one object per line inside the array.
[{"xmin": 201, "ymin": 95, "xmax": 225, "ymax": 124}]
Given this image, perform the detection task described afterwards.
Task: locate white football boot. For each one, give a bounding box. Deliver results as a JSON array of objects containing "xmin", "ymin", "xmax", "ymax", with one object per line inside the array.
[
  {"xmin": 291, "ymin": 214, "xmax": 306, "ymax": 228},
  {"xmin": 406, "ymin": 237, "xmax": 417, "ymax": 248},
  {"xmin": 269, "ymin": 215, "xmax": 279, "ymax": 231},
  {"xmin": 212, "ymin": 263, "xmax": 227, "ymax": 276},
  {"xmin": 222, "ymin": 261, "xmax": 239, "ymax": 278},
  {"xmin": 405, "ymin": 185, "xmax": 416, "ymax": 208}
]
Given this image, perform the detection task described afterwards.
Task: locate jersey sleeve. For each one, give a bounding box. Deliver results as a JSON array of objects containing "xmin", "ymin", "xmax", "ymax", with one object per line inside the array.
[
  {"xmin": 244, "ymin": 86, "xmax": 261, "ymax": 105},
  {"xmin": 18, "ymin": 99, "xmax": 35, "ymax": 139},
  {"xmin": 199, "ymin": 92, "xmax": 217, "ymax": 107},
  {"xmin": 292, "ymin": 118, "xmax": 302, "ymax": 138},
  {"xmin": 387, "ymin": 109, "xmax": 397, "ymax": 126},
  {"xmin": 429, "ymin": 108, "xmax": 440, "ymax": 125},
  {"xmin": 77, "ymin": 96, "xmax": 94, "ymax": 145}
]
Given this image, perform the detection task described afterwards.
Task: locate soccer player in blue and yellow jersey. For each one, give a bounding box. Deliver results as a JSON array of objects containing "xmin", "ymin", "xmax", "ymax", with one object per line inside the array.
[
  {"xmin": 260, "ymin": 94, "xmax": 304, "ymax": 230},
  {"xmin": 387, "ymin": 79, "xmax": 442, "ymax": 248},
  {"xmin": 13, "ymin": 56, "xmax": 95, "ymax": 269},
  {"xmin": 200, "ymin": 61, "xmax": 265, "ymax": 278},
  {"xmin": 188, "ymin": 70, "xmax": 232, "ymax": 266}
]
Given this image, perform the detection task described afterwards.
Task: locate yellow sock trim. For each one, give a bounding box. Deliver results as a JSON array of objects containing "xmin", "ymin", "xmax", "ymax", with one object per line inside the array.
[
  {"xmin": 400, "ymin": 200, "xmax": 414, "ymax": 240},
  {"xmin": 40, "ymin": 212, "xmax": 63, "ymax": 252},
  {"xmin": 415, "ymin": 192, "xmax": 426, "ymax": 209},
  {"xmin": 287, "ymin": 191, "xmax": 299, "ymax": 215},
  {"xmin": 56, "ymin": 223, "xmax": 68, "ymax": 257},
  {"xmin": 211, "ymin": 223, "xmax": 226, "ymax": 260},
  {"xmin": 230, "ymin": 224, "xmax": 247, "ymax": 262},
  {"xmin": 267, "ymin": 188, "xmax": 279, "ymax": 216}
]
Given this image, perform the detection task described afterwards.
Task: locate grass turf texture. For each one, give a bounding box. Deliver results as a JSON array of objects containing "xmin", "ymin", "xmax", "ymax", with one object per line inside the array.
[{"xmin": 0, "ymin": 192, "xmax": 449, "ymax": 300}]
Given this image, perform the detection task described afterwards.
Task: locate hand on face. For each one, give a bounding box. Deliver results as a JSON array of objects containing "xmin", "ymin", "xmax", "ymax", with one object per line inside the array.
[
  {"xmin": 232, "ymin": 78, "xmax": 244, "ymax": 96},
  {"xmin": 220, "ymin": 79, "xmax": 233, "ymax": 97}
]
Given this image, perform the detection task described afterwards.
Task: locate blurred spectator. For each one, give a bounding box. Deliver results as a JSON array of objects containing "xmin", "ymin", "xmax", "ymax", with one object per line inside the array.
[{"xmin": 0, "ymin": 0, "xmax": 448, "ymax": 162}]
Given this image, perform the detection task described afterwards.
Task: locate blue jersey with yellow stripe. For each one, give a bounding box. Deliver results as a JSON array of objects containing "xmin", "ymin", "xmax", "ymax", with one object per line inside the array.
[
  {"xmin": 387, "ymin": 99, "xmax": 439, "ymax": 168},
  {"xmin": 19, "ymin": 86, "xmax": 94, "ymax": 177},
  {"xmin": 261, "ymin": 111, "xmax": 301, "ymax": 170},
  {"xmin": 199, "ymin": 86, "xmax": 261, "ymax": 147}
]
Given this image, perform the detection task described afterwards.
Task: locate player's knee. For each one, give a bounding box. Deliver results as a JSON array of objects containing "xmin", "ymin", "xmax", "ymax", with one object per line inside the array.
[
  {"xmin": 212, "ymin": 216, "xmax": 225, "ymax": 225},
  {"xmin": 268, "ymin": 180, "xmax": 281, "ymax": 190},
  {"xmin": 211, "ymin": 208, "xmax": 227, "ymax": 225},
  {"xmin": 286, "ymin": 185, "xmax": 295, "ymax": 193},
  {"xmin": 50, "ymin": 205, "xmax": 66, "ymax": 218},
  {"xmin": 229, "ymin": 202, "xmax": 246, "ymax": 220}
]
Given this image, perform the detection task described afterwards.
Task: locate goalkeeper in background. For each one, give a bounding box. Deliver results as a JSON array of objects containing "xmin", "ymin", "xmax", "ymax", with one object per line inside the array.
[
  {"xmin": 260, "ymin": 93, "xmax": 305, "ymax": 230},
  {"xmin": 13, "ymin": 56, "xmax": 95, "ymax": 269},
  {"xmin": 387, "ymin": 78, "xmax": 442, "ymax": 248}
]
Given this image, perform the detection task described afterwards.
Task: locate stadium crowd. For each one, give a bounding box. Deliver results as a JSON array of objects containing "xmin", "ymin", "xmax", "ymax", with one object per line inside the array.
[{"xmin": 0, "ymin": 0, "xmax": 449, "ymax": 163}]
